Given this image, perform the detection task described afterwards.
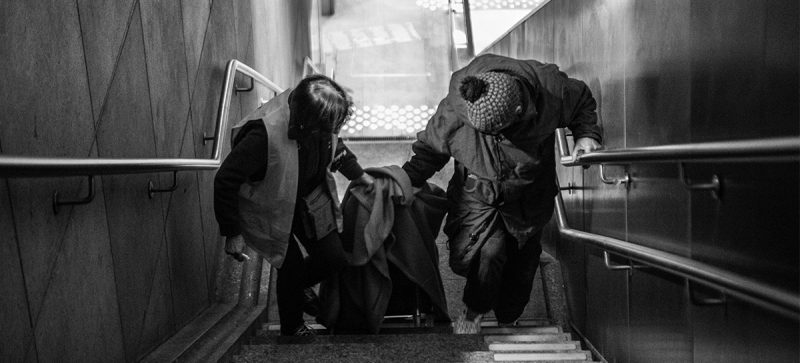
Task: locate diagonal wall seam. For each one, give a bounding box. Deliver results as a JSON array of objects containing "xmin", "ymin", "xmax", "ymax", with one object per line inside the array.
[
  {"xmin": 2, "ymin": 168, "xmax": 41, "ymax": 362},
  {"xmin": 77, "ymin": 0, "xmax": 142, "ymax": 162}
]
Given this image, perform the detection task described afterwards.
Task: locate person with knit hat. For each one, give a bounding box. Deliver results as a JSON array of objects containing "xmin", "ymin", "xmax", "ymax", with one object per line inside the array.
[{"xmin": 402, "ymin": 54, "xmax": 601, "ymax": 334}]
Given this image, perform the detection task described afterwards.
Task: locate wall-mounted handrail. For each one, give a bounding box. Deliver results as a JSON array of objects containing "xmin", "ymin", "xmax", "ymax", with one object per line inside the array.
[
  {"xmin": 0, "ymin": 60, "xmax": 283, "ymax": 178},
  {"xmin": 554, "ymin": 128, "xmax": 800, "ymax": 319},
  {"xmin": 557, "ymin": 128, "xmax": 800, "ymax": 166},
  {"xmin": 554, "ymin": 188, "xmax": 799, "ymax": 319}
]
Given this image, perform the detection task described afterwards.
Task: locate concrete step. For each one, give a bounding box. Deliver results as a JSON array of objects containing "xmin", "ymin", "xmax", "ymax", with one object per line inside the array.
[
  {"xmin": 481, "ymin": 326, "xmax": 562, "ymax": 335},
  {"xmin": 493, "ymin": 351, "xmax": 593, "ymax": 362},
  {"xmin": 485, "ymin": 334, "xmax": 572, "ymax": 343},
  {"xmin": 462, "ymin": 351, "xmax": 597, "ymax": 363},
  {"xmin": 479, "ymin": 319, "xmax": 553, "ymax": 327},
  {"xmin": 488, "ymin": 342, "xmax": 580, "ymax": 352}
]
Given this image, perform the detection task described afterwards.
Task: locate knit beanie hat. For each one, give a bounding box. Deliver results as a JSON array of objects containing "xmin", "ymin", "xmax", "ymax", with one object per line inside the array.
[{"xmin": 459, "ymin": 72, "xmax": 522, "ymax": 134}]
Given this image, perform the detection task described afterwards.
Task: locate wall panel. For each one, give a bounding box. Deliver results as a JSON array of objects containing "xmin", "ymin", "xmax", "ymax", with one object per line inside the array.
[
  {"xmin": 76, "ymin": 0, "xmax": 137, "ymax": 119},
  {"xmin": 141, "ymin": 0, "xmax": 192, "ymax": 159},
  {"xmin": 0, "ymin": 1, "xmax": 95, "ymax": 158},
  {"xmin": 578, "ymin": 0, "xmax": 626, "ymax": 241},
  {"xmin": 691, "ymin": 163, "xmax": 799, "ymax": 292},
  {"xmin": 523, "ymin": 2, "xmax": 554, "ymax": 63},
  {"xmin": 585, "ymin": 247, "xmax": 629, "ymax": 363},
  {"xmin": 0, "ymin": 180, "xmax": 36, "ymax": 362},
  {"xmin": 163, "ymin": 123, "xmax": 210, "ymax": 329},
  {"xmin": 1, "ymin": 0, "xmax": 303, "ymax": 359},
  {"xmin": 692, "ymin": 300, "xmax": 800, "ymax": 362},
  {"xmin": 29, "ymin": 174, "xmax": 124, "ymax": 363},
  {"xmin": 690, "ymin": 0, "xmax": 799, "ymax": 142},
  {"xmin": 181, "ymin": 0, "xmax": 213, "ymax": 96},
  {"xmin": 93, "ymin": 5, "xmax": 174, "ymax": 360},
  {"xmin": 488, "ymin": 0, "xmax": 799, "ymax": 361},
  {"xmin": 629, "ymin": 270, "xmax": 691, "ymax": 363},
  {"xmin": 625, "ymin": 0, "xmax": 690, "ymax": 255}
]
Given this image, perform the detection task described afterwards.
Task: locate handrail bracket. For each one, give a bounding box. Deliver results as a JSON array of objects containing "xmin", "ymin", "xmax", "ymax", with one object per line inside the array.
[
  {"xmin": 235, "ymin": 77, "xmax": 254, "ymax": 93},
  {"xmin": 599, "ymin": 164, "xmax": 631, "ymax": 186},
  {"xmin": 148, "ymin": 171, "xmax": 179, "ymax": 199},
  {"xmin": 53, "ymin": 175, "xmax": 96, "ymax": 214},
  {"xmin": 603, "ymin": 251, "xmax": 647, "ymax": 271},
  {"xmin": 679, "ymin": 163, "xmax": 723, "ymax": 200}
]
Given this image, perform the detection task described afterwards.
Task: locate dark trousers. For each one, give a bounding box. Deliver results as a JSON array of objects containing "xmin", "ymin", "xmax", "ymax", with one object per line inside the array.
[
  {"xmin": 276, "ymin": 210, "xmax": 348, "ymax": 335},
  {"xmin": 462, "ymin": 229, "xmax": 543, "ymax": 323}
]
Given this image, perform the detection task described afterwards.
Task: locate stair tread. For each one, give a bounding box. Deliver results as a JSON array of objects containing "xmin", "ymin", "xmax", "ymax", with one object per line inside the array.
[
  {"xmin": 481, "ymin": 326, "xmax": 562, "ymax": 335},
  {"xmin": 460, "ymin": 352, "xmax": 597, "ymax": 363},
  {"xmin": 488, "ymin": 342, "xmax": 581, "ymax": 352},
  {"xmin": 485, "ymin": 333, "xmax": 573, "ymax": 343},
  {"xmin": 493, "ymin": 351, "xmax": 592, "ymax": 361}
]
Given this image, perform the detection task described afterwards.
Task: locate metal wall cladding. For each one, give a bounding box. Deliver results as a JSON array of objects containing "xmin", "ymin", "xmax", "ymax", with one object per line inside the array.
[
  {"xmin": 585, "ymin": 246, "xmax": 630, "ymax": 363},
  {"xmin": 486, "ymin": 0, "xmax": 799, "ymax": 362},
  {"xmin": 0, "ymin": 0, "xmax": 306, "ymax": 361}
]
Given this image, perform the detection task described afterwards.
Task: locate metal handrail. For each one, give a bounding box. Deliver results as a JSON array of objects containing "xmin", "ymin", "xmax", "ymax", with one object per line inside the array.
[
  {"xmin": 0, "ymin": 60, "xmax": 283, "ymax": 178},
  {"xmin": 557, "ymin": 128, "xmax": 800, "ymax": 166},
  {"xmin": 303, "ymin": 56, "xmax": 322, "ymax": 77},
  {"xmin": 554, "ymin": 194, "xmax": 799, "ymax": 318},
  {"xmin": 554, "ymin": 128, "xmax": 800, "ymax": 318}
]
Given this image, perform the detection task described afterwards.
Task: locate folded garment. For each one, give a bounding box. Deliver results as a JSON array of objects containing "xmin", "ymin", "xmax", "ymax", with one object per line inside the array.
[{"xmin": 318, "ymin": 165, "xmax": 450, "ymax": 333}]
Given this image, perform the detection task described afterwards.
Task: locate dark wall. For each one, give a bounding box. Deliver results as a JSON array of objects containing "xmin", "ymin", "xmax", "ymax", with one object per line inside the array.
[
  {"xmin": 0, "ymin": 1, "xmax": 309, "ymax": 361},
  {"xmin": 485, "ymin": 1, "xmax": 799, "ymax": 362}
]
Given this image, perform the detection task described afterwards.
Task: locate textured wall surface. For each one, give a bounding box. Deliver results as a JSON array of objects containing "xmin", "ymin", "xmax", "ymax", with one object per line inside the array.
[
  {"xmin": 485, "ymin": 0, "xmax": 799, "ymax": 362},
  {"xmin": 0, "ymin": 1, "xmax": 309, "ymax": 361}
]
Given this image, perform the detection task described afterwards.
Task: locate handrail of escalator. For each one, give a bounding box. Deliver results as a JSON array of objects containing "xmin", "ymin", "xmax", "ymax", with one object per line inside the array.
[
  {"xmin": 0, "ymin": 59, "xmax": 282, "ymax": 178},
  {"xmin": 553, "ymin": 129, "xmax": 800, "ymax": 319}
]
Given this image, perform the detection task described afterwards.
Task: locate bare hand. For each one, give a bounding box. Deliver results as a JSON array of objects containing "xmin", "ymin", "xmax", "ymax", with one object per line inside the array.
[
  {"xmin": 225, "ymin": 235, "xmax": 249, "ymax": 262},
  {"xmin": 573, "ymin": 137, "xmax": 601, "ymax": 156}
]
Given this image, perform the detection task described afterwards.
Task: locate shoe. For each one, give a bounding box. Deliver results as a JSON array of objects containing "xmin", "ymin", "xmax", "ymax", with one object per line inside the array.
[
  {"xmin": 453, "ymin": 310, "xmax": 482, "ymax": 334},
  {"xmin": 293, "ymin": 322, "xmax": 317, "ymax": 336},
  {"xmin": 303, "ymin": 287, "xmax": 321, "ymax": 317}
]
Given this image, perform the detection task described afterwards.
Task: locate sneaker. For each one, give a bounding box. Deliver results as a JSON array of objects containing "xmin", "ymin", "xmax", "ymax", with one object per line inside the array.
[
  {"xmin": 293, "ymin": 322, "xmax": 317, "ymax": 336},
  {"xmin": 303, "ymin": 287, "xmax": 321, "ymax": 317},
  {"xmin": 453, "ymin": 310, "xmax": 482, "ymax": 334}
]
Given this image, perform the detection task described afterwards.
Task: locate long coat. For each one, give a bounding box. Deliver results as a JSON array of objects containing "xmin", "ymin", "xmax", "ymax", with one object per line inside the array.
[{"xmin": 402, "ymin": 54, "xmax": 602, "ymax": 275}]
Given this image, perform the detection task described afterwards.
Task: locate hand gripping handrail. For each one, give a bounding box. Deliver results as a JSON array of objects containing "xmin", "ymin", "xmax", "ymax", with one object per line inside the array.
[
  {"xmin": 0, "ymin": 59, "xmax": 282, "ymax": 178},
  {"xmin": 554, "ymin": 128, "xmax": 800, "ymax": 319}
]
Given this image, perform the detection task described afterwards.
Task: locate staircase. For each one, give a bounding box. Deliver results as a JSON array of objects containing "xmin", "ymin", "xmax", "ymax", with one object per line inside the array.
[{"xmin": 231, "ymin": 320, "xmax": 598, "ymax": 362}]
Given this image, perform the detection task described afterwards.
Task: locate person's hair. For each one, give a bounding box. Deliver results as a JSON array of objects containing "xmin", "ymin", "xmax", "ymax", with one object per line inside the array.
[{"xmin": 288, "ymin": 74, "xmax": 353, "ymax": 139}]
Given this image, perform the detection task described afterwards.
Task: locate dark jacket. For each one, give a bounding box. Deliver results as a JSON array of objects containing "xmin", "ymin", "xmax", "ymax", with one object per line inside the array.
[
  {"xmin": 214, "ymin": 121, "xmax": 364, "ymax": 238},
  {"xmin": 402, "ymin": 54, "xmax": 602, "ymax": 274},
  {"xmin": 318, "ymin": 166, "xmax": 450, "ymax": 334}
]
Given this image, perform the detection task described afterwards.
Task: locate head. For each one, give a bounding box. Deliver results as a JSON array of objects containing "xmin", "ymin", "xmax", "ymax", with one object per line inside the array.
[
  {"xmin": 459, "ymin": 71, "xmax": 523, "ymax": 135},
  {"xmin": 288, "ymin": 74, "xmax": 353, "ymax": 140}
]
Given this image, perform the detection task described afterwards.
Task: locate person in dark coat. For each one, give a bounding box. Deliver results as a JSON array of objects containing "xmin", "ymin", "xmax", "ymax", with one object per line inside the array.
[
  {"xmin": 214, "ymin": 75, "xmax": 374, "ymax": 336},
  {"xmin": 402, "ymin": 54, "xmax": 602, "ymax": 333}
]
